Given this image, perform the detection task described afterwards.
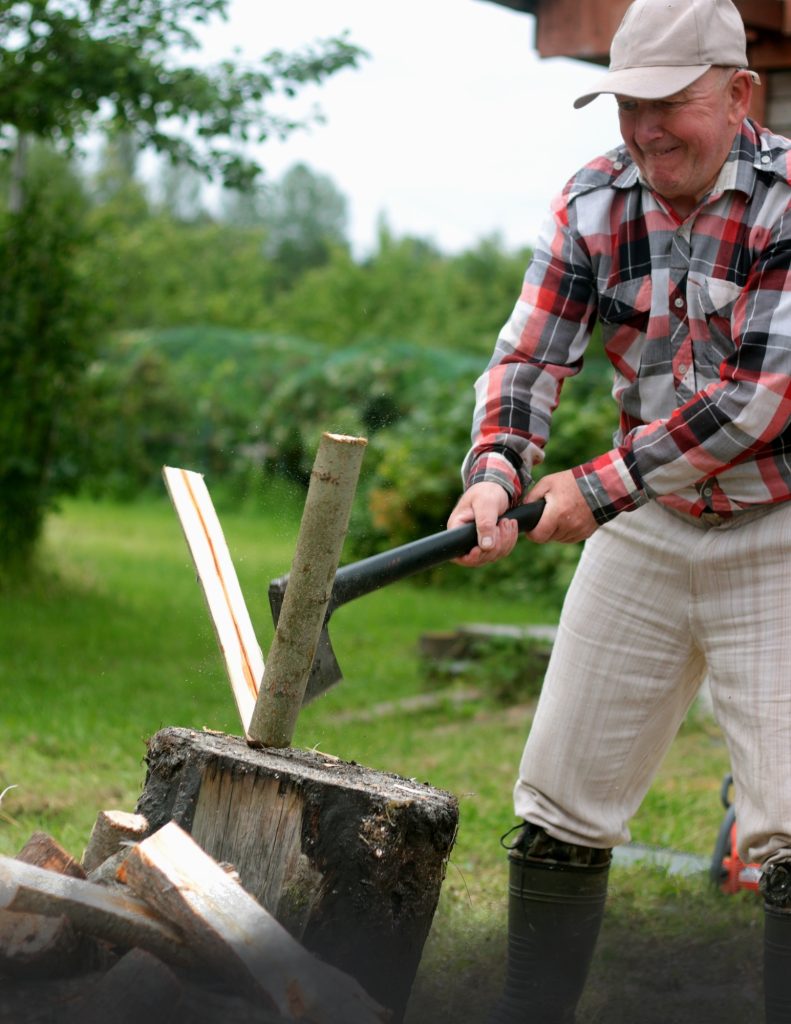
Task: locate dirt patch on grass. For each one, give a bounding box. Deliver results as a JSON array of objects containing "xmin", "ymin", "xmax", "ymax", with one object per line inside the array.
[
  {"xmin": 583, "ymin": 910, "xmax": 762, "ymax": 1023},
  {"xmin": 406, "ymin": 869, "xmax": 764, "ymax": 1024}
]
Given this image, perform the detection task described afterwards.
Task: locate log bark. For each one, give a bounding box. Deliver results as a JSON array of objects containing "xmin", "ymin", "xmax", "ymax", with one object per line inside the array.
[
  {"xmin": 122, "ymin": 821, "xmax": 389, "ymax": 1024},
  {"xmin": 82, "ymin": 810, "xmax": 149, "ymax": 874},
  {"xmin": 247, "ymin": 432, "xmax": 367, "ymax": 748},
  {"xmin": 0, "ymin": 854, "xmax": 192, "ymax": 968},
  {"xmin": 136, "ymin": 726, "xmax": 459, "ymax": 1021},
  {"xmin": 16, "ymin": 832, "xmax": 86, "ymax": 879}
]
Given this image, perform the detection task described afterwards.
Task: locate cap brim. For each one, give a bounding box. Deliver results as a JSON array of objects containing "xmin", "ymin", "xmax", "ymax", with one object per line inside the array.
[{"xmin": 573, "ymin": 64, "xmax": 710, "ymax": 109}]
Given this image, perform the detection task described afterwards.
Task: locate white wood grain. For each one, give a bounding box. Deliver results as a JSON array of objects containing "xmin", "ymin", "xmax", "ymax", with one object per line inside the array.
[{"xmin": 163, "ymin": 466, "xmax": 262, "ymax": 733}]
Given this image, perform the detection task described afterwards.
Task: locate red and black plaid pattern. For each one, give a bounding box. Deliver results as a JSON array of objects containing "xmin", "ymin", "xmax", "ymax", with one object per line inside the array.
[{"xmin": 463, "ymin": 119, "xmax": 791, "ymax": 523}]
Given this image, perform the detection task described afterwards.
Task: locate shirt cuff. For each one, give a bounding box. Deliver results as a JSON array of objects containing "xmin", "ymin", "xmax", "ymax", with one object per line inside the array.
[
  {"xmin": 573, "ymin": 449, "xmax": 649, "ymax": 524},
  {"xmin": 464, "ymin": 451, "xmax": 529, "ymax": 505}
]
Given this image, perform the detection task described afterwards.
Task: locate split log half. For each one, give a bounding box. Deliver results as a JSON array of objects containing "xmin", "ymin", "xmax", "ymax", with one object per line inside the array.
[
  {"xmin": 122, "ymin": 821, "xmax": 389, "ymax": 1024},
  {"xmin": 163, "ymin": 465, "xmax": 263, "ymax": 734}
]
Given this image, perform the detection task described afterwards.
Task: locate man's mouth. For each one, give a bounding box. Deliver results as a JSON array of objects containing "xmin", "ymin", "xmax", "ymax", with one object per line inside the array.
[{"xmin": 644, "ymin": 144, "xmax": 681, "ymax": 159}]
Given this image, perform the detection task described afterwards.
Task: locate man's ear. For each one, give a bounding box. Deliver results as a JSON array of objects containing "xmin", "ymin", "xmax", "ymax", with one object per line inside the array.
[{"xmin": 728, "ymin": 69, "xmax": 753, "ymax": 124}]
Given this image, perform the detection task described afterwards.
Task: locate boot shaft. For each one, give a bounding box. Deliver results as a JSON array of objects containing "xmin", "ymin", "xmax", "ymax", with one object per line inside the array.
[
  {"xmin": 765, "ymin": 905, "xmax": 791, "ymax": 1023},
  {"xmin": 488, "ymin": 853, "xmax": 610, "ymax": 1024}
]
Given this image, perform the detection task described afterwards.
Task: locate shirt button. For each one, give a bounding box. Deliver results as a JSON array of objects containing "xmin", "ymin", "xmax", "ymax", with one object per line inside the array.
[
  {"xmin": 761, "ymin": 154, "xmax": 771, "ymax": 164},
  {"xmin": 613, "ymin": 160, "xmax": 623, "ymax": 170},
  {"xmin": 702, "ymin": 486, "xmax": 713, "ymax": 497},
  {"xmin": 674, "ymin": 296, "xmax": 684, "ymax": 308},
  {"xmin": 678, "ymin": 363, "xmax": 688, "ymax": 374}
]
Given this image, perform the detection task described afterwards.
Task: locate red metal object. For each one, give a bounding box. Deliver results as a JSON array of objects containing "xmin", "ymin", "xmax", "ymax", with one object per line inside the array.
[{"xmin": 710, "ymin": 774, "xmax": 761, "ymax": 894}]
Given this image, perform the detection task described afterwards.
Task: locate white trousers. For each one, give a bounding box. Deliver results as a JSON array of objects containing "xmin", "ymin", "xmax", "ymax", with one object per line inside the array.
[{"xmin": 514, "ymin": 500, "xmax": 791, "ymax": 867}]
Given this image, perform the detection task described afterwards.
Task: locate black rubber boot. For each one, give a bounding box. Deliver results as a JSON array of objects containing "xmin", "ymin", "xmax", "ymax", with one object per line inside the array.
[
  {"xmin": 761, "ymin": 860, "xmax": 791, "ymax": 1023},
  {"xmin": 764, "ymin": 906, "xmax": 791, "ymax": 1022},
  {"xmin": 487, "ymin": 826, "xmax": 610, "ymax": 1024}
]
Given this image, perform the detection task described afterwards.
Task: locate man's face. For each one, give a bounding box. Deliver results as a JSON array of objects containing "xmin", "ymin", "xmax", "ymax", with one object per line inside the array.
[{"xmin": 616, "ymin": 68, "xmax": 752, "ymax": 217}]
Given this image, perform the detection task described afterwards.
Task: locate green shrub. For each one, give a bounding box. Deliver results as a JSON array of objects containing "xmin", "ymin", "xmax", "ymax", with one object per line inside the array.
[
  {"xmin": 77, "ymin": 327, "xmax": 317, "ymax": 498},
  {"xmin": 75, "ymin": 327, "xmax": 618, "ymax": 600},
  {"xmin": 0, "ymin": 148, "xmax": 97, "ymax": 576}
]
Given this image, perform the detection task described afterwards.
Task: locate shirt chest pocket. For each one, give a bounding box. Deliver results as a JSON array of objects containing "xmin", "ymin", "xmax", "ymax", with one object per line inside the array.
[
  {"xmin": 688, "ymin": 275, "xmax": 740, "ymax": 365},
  {"xmin": 596, "ymin": 276, "xmax": 652, "ymax": 331}
]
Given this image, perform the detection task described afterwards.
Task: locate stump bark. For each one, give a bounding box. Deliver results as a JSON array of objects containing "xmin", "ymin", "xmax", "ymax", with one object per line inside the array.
[{"xmin": 136, "ymin": 727, "xmax": 459, "ymax": 1021}]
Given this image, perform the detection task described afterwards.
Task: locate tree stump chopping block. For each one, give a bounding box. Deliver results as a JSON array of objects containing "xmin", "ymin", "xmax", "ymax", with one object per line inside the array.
[{"xmin": 135, "ymin": 727, "xmax": 459, "ymax": 1022}]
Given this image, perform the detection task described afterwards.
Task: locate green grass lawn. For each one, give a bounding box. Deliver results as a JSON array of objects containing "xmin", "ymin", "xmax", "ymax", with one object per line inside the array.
[{"xmin": 0, "ymin": 492, "xmax": 764, "ymax": 1023}]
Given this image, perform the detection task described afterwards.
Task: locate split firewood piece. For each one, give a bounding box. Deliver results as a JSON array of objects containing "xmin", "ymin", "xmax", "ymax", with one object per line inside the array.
[
  {"xmin": 163, "ymin": 465, "xmax": 264, "ymax": 734},
  {"xmin": 87, "ymin": 848, "xmax": 132, "ymax": 888},
  {"xmin": 0, "ymin": 908, "xmax": 85, "ymax": 977},
  {"xmin": 16, "ymin": 832, "xmax": 86, "ymax": 879},
  {"xmin": 71, "ymin": 947, "xmax": 183, "ymax": 1024},
  {"xmin": 0, "ymin": 854, "xmax": 193, "ymax": 968},
  {"xmin": 247, "ymin": 432, "xmax": 367, "ymax": 748},
  {"xmin": 82, "ymin": 810, "xmax": 149, "ymax": 874},
  {"xmin": 122, "ymin": 821, "xmax": 390, "ymax": 1024}
]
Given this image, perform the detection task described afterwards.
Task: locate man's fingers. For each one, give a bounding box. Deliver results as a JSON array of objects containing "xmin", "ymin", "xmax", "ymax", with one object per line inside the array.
[
  {"xmin": 449, "ymin": 482, "xmax": 515, "ymax": 565},
  {"xmin": 476, "ymin": 515, "xmax": 498, "ymax": 551}
]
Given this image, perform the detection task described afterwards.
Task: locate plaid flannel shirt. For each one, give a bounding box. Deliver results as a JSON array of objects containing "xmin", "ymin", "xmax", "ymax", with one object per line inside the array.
[{"xmin": 463, "ymin": 118, "xmax": 791, "ymax": 523}]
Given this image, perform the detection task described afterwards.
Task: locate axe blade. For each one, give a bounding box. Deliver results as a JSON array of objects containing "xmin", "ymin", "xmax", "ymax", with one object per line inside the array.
[{"xmin": 268, "ymin": 576, "xmax": 343, "ymax": 704}]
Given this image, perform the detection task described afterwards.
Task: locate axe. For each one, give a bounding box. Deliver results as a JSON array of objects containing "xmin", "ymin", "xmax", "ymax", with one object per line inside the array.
[{"xmin": 268, "ymin": 498, "xmax": 545, "ymax": 703}]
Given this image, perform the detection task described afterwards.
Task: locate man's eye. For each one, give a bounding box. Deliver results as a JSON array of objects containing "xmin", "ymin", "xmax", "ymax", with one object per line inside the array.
[{"xmin": 617, "ymin": 101, "xmax": 637, "ymax": 113}]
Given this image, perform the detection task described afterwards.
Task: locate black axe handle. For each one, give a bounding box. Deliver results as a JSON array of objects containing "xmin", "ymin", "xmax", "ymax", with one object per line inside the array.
[
  {"xmin": 267, "ymin": 498, "xmax": 545, "ymax": 704},
  {"xmin": 324, "ymin": 498, "xmax": 545, "ymax": 613}
]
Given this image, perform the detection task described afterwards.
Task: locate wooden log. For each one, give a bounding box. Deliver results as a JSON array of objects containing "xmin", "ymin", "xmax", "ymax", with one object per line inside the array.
[
  {"xmin": 4, "ymin": 831, "xmax": 111, "ymax": 979},
  {"xmin": 136, "ymin": 726, "xmax": 459, "ymax": 1021},
  {"xmin": 122, "ymin": 821, "xmax": 389, "ymax": 1024},
  {"xmin": 247, "ymin": 432, "xmax": 367, "ymax": 748},
  {"xmin": 86, "ymin": 847, "xmax": 132, "ymax": 888},
  {"xmin": 0, "ymin": 908, "xmax": 85, "ymax": 978},
  {"xmin": 71, "ymin": 948, "xmax": 183, "ymax": 1024},
  {"xmin": 163, "ymin": 465, "xmax": 264, "ymax": 734},
  {"xmin": 73, "ymin": 953, "xmax": 287, "ymax": 1024},
  {"xmin": 82, "ymin": 810, "xmax": 149, "ymax": 874},
  {"xmin": 0, "ymin": 854, "xmax": 193, "ymax": 968},
  {"xmin": 16, "ymin": 831, "xmax": 86, "ymax": 879}
]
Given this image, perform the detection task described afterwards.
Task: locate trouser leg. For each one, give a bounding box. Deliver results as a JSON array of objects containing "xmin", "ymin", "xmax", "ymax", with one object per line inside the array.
[
  {"xmin": 487, "ymin": 824, "xmax": 611, "ymax": 1024},
  {"xmin": 514, "ymin": 503, "xmax": 707, "ymax": 848},
  {"xmin": 690, "ymin": 504, "xmax": 791, "ymax": 1021}
]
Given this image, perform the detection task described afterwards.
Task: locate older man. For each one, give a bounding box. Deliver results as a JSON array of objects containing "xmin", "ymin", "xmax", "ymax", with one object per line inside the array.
[{"xmin": 448, "ymin": 0, "xmax": 791, "ymax": 1020}]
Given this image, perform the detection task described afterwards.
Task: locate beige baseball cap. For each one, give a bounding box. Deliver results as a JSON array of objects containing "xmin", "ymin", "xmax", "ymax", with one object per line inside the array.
[{"xmin": 574, "ymin": 0, "xmax": 759, "ymax": 109}]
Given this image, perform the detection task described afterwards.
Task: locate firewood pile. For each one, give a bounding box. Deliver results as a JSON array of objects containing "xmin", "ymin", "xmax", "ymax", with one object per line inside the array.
[{"xmin": 0, "ymin": 814, "xmax": 390, "ymax": 1024}]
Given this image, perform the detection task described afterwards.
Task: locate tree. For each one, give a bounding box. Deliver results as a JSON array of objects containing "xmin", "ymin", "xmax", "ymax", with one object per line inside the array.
[
  {"xmin": 0, "ymin": 1, "xmax": 364, "ymax": 193},
  {"xmin": 259, "ymin": 162, "xmax": 349, "ymax": 288},
  {"xmin": 0, "ymin": 0, "xmax": 365, "ymax": 578},
  {"xmin": 0, "ymin": 146, "xmax": 95, "ymax": 573},
  {"xmin": 221, "ymin": 162, "xmax": 350, "ymax": 291}
]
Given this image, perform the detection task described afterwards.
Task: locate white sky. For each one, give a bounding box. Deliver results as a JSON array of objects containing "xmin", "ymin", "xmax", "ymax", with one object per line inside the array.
[{"xmin": 195, "ymin": 0, "xmax": 620, "ymax": 255}]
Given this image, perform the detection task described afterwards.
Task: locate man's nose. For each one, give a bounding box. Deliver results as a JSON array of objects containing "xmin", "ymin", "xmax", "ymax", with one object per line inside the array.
[{"xmin": 632, "ymin": 107, "xmax": 665, "ymax": 146}]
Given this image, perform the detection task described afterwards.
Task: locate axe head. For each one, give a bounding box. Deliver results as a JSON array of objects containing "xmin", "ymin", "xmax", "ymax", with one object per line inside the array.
[{"xmin": 268, "ymin": 575, "xmax": 343, "ymax": 704}]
